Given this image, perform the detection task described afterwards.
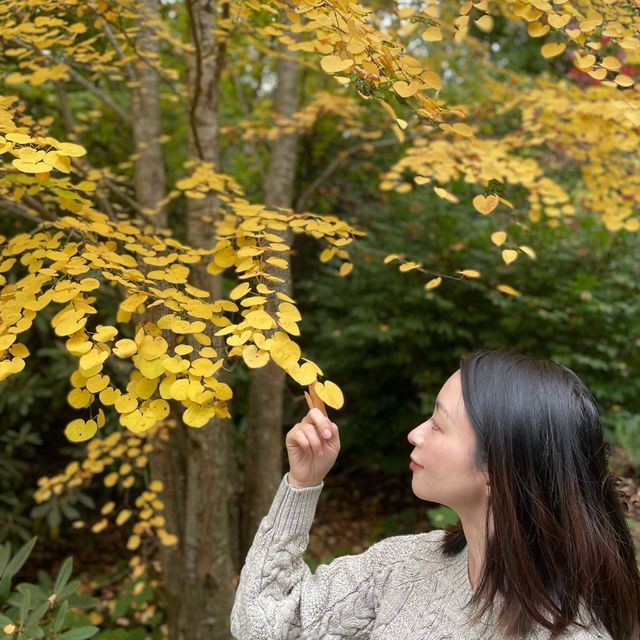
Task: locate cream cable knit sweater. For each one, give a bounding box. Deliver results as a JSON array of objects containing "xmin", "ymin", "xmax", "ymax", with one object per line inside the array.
[{"xmin": 230, "ymin": 472, "xmax": 613, "ymax": 640}]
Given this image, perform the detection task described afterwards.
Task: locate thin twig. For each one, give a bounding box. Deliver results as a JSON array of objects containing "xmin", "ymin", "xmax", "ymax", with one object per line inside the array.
[{"xmin": 295, "ymin": 134, "xmax": 419, "ymax": 211}]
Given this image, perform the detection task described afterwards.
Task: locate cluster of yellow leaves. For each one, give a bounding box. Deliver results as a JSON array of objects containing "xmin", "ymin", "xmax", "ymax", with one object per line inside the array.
[
  {"xmin": 1, "ymin": 151, "xmax": 353, "ymax": 440},
  {"xmin": 0, "ymin": 0, "xmax": 182, "ymax": 87},
  {"xmin": 379, "ymin": 129, "xmax": 572, "ymax": 225},
  {"xmin": 226, "ymin": 92, "xmax": 366, "ymax": 144},
  {"xmin": 495, "ymin": 81, "xmax": 640, "ymax": 232},
  {"xmin": 243, "ymin": 0, "xmax": 458, "ymax": 128},
  {"xmin": 496, "ymin": 0, "xmax": 639, "ymax": 88},
  {"xmin": 34, "ymin": 424, "xmax": 177, "ymax": 582},
  {"xmin": 173, "ymin": 160, "xmax": 364, "ymax": 288}
]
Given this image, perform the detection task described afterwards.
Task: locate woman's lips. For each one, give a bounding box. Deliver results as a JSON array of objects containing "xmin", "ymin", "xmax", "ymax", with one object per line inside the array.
[{"xmin": 410, "ymin": 459, "xmax": 423, "ymax": 470}]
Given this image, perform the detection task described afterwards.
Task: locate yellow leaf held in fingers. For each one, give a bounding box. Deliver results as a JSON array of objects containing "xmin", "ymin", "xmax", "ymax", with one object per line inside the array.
[{"xmin": 313, "ymin": 380, "xmax": 344, "ymax": 410}]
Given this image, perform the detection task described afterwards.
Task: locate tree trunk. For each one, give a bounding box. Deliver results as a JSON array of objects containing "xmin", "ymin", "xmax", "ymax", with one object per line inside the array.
[
  {"xmin": 146, "ymin": 2, "xmax": 239, "ymax": 639},
  {"xmin": 131, "ymin": 0, "xmax": 167, "ymax": 227},
  {"xmin": 240, "ymin": 14, "xmax": 300, "ymax": 563}
]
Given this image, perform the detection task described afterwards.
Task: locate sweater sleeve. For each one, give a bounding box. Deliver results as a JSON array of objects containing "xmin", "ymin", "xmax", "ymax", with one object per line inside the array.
[{"xmin": 230, "ymin": 472, "xmax": 387, "ymax": 640}]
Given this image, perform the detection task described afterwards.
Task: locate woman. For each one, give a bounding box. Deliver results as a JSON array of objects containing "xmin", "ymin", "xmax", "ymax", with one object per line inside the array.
[{"xmin": 231, "ymin": 349, "xmax": 640, "ymax": 639}]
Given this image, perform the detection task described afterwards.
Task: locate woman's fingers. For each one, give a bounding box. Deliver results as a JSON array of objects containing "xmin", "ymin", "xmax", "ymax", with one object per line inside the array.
[
  {"xmin": 303, "ymin": 407, "xmax": 333, "ymax": 439},
  {"xmin": 299, "ymin": 422, "xmax": 325, "ymax": 456}
]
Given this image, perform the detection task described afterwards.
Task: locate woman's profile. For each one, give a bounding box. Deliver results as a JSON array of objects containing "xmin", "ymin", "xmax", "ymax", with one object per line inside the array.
[{"xmin": 231, "ymin": 349, "xmax": 640, "ymax": 639}]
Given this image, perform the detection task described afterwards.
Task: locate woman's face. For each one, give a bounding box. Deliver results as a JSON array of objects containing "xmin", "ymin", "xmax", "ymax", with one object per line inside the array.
[{"xmin": 407, "ymin": 369, "xmax": 490, "ymax": 511}]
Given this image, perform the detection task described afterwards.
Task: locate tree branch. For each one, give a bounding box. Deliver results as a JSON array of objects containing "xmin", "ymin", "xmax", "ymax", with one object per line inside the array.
[
  {"xmin": 7, "ymin": 36, "xmax": 132, "ymax": 125},
  {"xmin": 295, "ymin": 135, "xmax": 418, "ymax": 212}
]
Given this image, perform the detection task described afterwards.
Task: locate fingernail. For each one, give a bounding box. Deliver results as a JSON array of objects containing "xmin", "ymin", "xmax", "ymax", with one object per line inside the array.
[{"xmin": 323, "ymin": 429, "xmax": 331, "ymax": 438}]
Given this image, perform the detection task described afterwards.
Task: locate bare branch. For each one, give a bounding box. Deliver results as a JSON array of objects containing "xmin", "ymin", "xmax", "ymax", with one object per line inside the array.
[{"xmin": 295, "ymin": 135, "xmax": 418, "ymax": 212}]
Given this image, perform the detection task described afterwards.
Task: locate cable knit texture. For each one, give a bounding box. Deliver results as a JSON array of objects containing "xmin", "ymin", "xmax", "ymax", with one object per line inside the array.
[{"xmin": 230, "ymin": 472, "xmax": 613, "ymax": 640}]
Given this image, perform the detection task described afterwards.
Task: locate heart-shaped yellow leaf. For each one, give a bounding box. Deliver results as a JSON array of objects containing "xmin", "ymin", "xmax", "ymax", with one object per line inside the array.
[
  {"xmin": 421, "ymin": 26, "xmax": 442, "ymax": 41},
  {"xmin": 320, "ymin": 55, "xmax": 354, "ymax": 74},
  {"xmin": 242, "ymin": 344, "xmax": 270, "ymax": 369},
  {"xmin": 393, "ymin": 80, "xmax": 420, "ymax": 97},
  {"xmin": 541, "ymin": 42, "xmax": 566, "ymax": 58},
  {"xmin": 547, "ymin": 13, "xmax": 571, "ymax": 29},
  {"xmin": 491, "ymin": 231, "xmax": 507, "ymax": 246},
  {"xmin": 502, "ymin": 249, "xmax": 518, "ymax": 265},
  {"xmin": 473, "ymin": 194, "xmax": 499, "ymax": 214},
  {"xmin": 475, "ymin": 15, "xmax": 493, "ymax": 32},
  {"xmin": 314, "ymin": 380, "xmax": 344, "ymax": 410},
  {"xmin": 65, "ymin": 418, "xmax": 97, "ymax": 442}
]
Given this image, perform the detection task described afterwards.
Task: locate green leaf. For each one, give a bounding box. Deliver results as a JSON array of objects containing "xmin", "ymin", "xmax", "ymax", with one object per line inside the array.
[
  {"xmin": 26, "ymin": 601, "xmax": 51, "ymax": 625},
  {"xmin": 19, "ymin": 587, "xmax": 31, "ymax": 624},
  {"xmin": 57, "ymin": 579, "xmax": 81, "ymax": 601},
  {"xmin": 58, "ymin": 625, "xmax": 100, "ymax": 640},
  {"xmin": 2, "ymin": 537, "xmax": 37, "ymax": 580},
  {"xmin": 22, "ymin": 625, "xmax": 45, "ymax": 638},
  {"xmin": 52, "ymin": 600, "xmax": 69, "ymax": 633},
  {"xmin": 0, "ymin": 542, "xmax": 11, "ymax": 576},
  {"xmin": 113, "ymin": 595, "xmax": 131, "ymax": 618},
  {"xmin": 54, "ymin": 558, "xmax": 73, "ymax": 595},
  {"xmin": 0, "ymin": 573, "xmax": 11, "ymax": 601}
]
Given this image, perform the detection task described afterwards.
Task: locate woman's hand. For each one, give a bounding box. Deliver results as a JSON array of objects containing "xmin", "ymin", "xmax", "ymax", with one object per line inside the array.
[{"xmin": 285, "ymin": 407, "xmax": 340, "ymax": 488}]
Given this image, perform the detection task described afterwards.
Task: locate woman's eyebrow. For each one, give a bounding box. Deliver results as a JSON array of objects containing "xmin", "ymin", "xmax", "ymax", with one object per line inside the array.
[{"xmin": 435, "ymin": 398, "xmax": 453, "ymax": 423}]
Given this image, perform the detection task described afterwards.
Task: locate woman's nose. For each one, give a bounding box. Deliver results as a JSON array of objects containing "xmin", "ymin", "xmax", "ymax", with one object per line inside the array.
[{"xmin": 408, "ymin": 425, "xmax": 424, "ymax": 445}]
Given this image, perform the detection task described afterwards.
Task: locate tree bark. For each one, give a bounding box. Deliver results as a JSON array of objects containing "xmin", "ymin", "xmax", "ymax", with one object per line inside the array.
[
  {"xmin": 131, "ymin": 0, "xmax": 167, "ymax": 227},
  {"xmin": 240, "ymin": 13, "xmax": 300, "ymax": 563},
  {"xmin": 146, "ymin": 2, "xmax": 239, "ymax": 639}
]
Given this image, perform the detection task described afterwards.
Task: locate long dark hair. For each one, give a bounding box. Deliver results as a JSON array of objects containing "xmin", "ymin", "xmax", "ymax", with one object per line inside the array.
[{"xmin": 441, "ymin": 349, "xmax": 640, "ymax": 640}]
